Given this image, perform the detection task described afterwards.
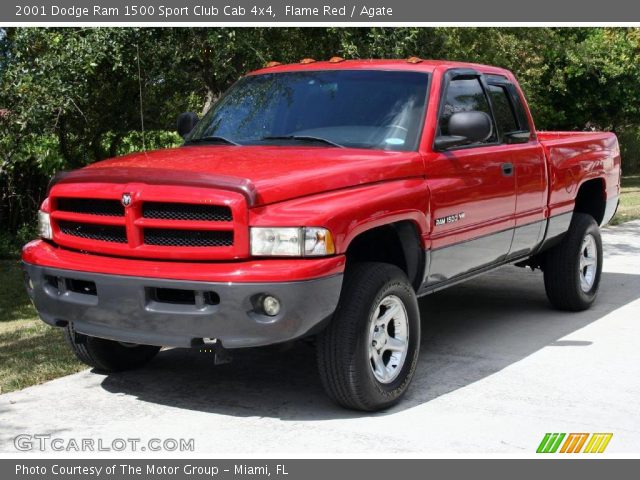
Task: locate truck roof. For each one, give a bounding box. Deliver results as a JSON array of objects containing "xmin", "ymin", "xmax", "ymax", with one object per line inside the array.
[{"xmin": 249, "ymin": 59, "xmax": 512, "ymax": 77}]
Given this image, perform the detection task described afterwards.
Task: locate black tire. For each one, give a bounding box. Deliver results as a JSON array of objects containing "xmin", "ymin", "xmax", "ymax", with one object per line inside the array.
[
  {"xmin": 543, "ymin": 213, "xmax": 603, "ymax": 311},
  {"xmin": 316, "ymin": 262, "xmax": 421, "ymax": 411},
  {"xmin": 64, "ymin": 323, "xmax": 161, "ymax": 372}
]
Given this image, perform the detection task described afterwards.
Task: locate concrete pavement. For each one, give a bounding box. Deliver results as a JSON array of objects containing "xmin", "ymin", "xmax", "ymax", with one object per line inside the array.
[{"xmin": 1, "ymin": 221, "xmax": 639, "ymax": 454}]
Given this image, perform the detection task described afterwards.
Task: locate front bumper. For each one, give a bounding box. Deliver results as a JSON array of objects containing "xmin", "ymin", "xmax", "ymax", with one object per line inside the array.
[{"xmin": 22, "ymin": 262, "xmax": 343, "ymax": 349}]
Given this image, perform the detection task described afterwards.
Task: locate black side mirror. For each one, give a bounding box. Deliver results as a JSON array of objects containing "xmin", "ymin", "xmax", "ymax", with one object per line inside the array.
[
  {"xmin": 434, "ymin": 111, "xmax": 493, "ymax": 151},
  {"xmin": 177, "ymin": 112, "xmax": 199, "ymax": 139}
]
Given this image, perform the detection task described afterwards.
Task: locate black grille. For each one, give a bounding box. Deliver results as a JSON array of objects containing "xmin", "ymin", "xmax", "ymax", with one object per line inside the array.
[
  {"xmin": 142, "ymin": 202, "xmax": 232, "ymax": 222},
  {"xmin": 59, "ymin": 221, "xmax": 127, "ymax": 244},
  {"xmin": 57, "ymin": 198, "xmax": 124, "ymax": 217},
  {"xmin": 144, "ymin": 229, "xmax": 233, "ymax": 247}
]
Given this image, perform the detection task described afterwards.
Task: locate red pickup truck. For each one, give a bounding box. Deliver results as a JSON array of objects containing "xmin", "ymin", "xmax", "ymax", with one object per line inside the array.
[{"xmin": 22, "ymin": 59, "xmax": 621, "ymax": 411}]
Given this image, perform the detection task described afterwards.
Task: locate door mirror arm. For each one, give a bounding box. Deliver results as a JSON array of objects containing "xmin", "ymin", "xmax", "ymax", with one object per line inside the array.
[{"xmin": 434, "ymin": 135, "xmax": 469, "ymax": 151}]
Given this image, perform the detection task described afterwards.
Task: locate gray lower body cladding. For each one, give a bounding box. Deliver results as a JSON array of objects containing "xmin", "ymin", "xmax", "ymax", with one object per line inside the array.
[{"xmin": 23, "ymin": 262, "xmax": 343, "ymax": 349}]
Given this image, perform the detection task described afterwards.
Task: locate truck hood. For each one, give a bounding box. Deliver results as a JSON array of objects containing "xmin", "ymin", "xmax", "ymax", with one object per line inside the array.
[{"xmin": 68, "ymin": 146, "xmax": 425, "ymax": 206}]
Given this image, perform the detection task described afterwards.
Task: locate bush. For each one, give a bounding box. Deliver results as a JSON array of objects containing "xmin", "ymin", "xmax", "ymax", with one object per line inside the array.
[
  {"xmin": 0, "ymin": 223, "xmax": 36, "ymax": 258},
  {"xmin": 0, "ymin": 231, "xmax": 16, "ymax": 259},
  {"xmin": 0, "ymin": 130, "xmax": 181, "ymax": 242},
  {"xmin": 617, "ymin": 127, "xmax": 640, "ymax": 174},
  {"xmin": 1, "ymin": 232, "xmax": 21, "ymax": 259}
]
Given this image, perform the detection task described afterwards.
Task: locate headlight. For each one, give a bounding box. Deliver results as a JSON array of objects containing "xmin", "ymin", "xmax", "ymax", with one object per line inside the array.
[
  {"xmin": 250, "ymin": 227, "xmax": 335, "ymax": 257},
  {"xmin": 37, "ymin": 211, "xmax": 52, "ymax": 240}
]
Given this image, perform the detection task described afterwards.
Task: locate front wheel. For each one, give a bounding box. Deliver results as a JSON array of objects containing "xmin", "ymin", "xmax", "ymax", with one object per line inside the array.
[
  {"xmin": 543, "ymin": 213, "xmax": 603, "ymax": 311},
  {"xmin": 316, "ymin": 262, "xmax": 421, "ymax": 411},
  {"xmin": 64, "ymin": 323, "xmax": 161, "ymax": 372}
]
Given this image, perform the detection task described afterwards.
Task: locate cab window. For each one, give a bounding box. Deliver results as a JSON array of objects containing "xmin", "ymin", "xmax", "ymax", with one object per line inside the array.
[
  {"xmin": 438, "ymin": 78, "xmax": 497, "ymax": 145},
  {"xmin": 487, "ymin": 84, "xmax": 519, "ymax": 140}
]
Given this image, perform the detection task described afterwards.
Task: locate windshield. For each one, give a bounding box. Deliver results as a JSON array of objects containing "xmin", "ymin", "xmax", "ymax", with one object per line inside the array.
[{"xmin": 187, "ymin": 70, "xmax": 430, "ymax": 151}]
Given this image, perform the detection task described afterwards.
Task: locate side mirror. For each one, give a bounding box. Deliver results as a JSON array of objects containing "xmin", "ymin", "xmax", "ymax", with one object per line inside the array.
[
  {"xmin": 177, "ymin": 112, "xmax": 199, "ymax": 139},
  {"xmin": 434, "ymin": 111, "xmax": 493, "ymax": 151}
]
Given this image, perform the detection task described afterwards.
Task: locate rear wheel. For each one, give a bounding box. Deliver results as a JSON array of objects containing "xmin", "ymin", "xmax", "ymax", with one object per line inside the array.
[
  {"xmin": 316, "ymin": 262, "xmax": 421, "ymax": 411},
  {"xmin": 543, "ymin": 213, "xmax": 603, "ymax": 311},
  {"xmin": 64, "ymin": 323, "xmax": 161, "ymax": 372}
]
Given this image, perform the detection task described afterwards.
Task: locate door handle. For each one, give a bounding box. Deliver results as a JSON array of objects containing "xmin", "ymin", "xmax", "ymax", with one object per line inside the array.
[{"xmin": 501, "ymin": 162, "xmax": 514, "ymax": 176}]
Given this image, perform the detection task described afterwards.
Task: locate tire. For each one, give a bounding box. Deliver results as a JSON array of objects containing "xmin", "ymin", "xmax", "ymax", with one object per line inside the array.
[
  {"xmin": 543, "ymin": 213, "xmax": 603, "ymax": 311},
  {"xmin": 316, "ymin": 262, "xmax": 421, "ymax": 411},
  {"xmin": 64, "ymin": 323, "xmax": 161, "ymax": 372}
]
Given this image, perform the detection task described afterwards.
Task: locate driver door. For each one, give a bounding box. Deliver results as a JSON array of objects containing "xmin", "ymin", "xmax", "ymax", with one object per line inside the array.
[{"xmin": 424, "ymin": 71, "xmax": 517, "ymax": 286}]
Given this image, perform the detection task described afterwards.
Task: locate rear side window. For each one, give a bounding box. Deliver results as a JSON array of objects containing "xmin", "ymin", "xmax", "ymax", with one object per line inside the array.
[
  {"xmin": 488, "ymin": 84, "xmax": 519, "ymax": 139},
  {"xmin": 510, "ymin": 88, "xmax": 531, "ymax": 132},
  {"xmin": 438, "ymin": 78, "xmax": 496, "ymax": 144}
]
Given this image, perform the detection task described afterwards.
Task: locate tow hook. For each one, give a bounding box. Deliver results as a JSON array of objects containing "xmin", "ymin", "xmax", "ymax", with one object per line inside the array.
[{"xmin": 200, "ymin": 338, "xmax": 233, "ymax": 365}]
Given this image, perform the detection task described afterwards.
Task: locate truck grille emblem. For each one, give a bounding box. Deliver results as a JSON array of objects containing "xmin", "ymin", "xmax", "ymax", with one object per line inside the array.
[{"xmin": 121, "ymin": 193, "xmax": 132, "ymax": 207}]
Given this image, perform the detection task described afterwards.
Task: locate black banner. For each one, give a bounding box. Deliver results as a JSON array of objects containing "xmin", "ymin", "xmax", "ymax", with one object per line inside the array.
[
  {"xmin": 3, "ymin": 0, "xmax": 640, "ymax": 23},
  {"xmin": 3, "ymin": 459, "xmax": 640, "ymax": 480}
]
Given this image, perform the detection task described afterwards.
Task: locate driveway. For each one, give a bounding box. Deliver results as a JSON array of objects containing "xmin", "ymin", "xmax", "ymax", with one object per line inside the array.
[{"xmin": 1, "ymin": 221, "xmax": 639, "ymax": 454}]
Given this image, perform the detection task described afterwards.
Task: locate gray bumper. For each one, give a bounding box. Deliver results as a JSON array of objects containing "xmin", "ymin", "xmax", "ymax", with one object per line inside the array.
[{"xmin": 23, "ymin": 263, "xmax": 342, "ymax": 349}]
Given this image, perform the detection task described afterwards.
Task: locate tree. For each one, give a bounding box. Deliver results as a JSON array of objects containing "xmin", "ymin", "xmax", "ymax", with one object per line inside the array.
[{"xmin": 2, "ymin": 27, "xmax": 640, "ymax": 238}]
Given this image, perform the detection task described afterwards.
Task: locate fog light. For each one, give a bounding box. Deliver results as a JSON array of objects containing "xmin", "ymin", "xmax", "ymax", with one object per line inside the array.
[{"xmin": 262, "ymin": 295, "xmax": 281, "ymax": 316}]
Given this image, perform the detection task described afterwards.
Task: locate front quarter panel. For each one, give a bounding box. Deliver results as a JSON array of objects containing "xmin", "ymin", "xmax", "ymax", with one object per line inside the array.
[{"xmin": 249, "ymin": 179, "xmax": 431, "ymax": 253}]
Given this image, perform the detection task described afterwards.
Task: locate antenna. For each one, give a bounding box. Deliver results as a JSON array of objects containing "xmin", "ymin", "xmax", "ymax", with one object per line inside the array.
[{"xmin": 136, "ymin": 43, "xmax": 146, "ymax": 151}]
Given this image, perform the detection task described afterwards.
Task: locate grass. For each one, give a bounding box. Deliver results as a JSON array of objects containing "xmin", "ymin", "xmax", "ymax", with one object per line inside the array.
[
  {"xmin": 0, "ymin": 259, "xmax": 84, "ymax": 395},
  {"xmin": 611, "ymin": 175, "xmax": 640, "ymax": 225},
  {"xmin": 0, "ymin": 175, "xmax": 638, "ymax": 395}
]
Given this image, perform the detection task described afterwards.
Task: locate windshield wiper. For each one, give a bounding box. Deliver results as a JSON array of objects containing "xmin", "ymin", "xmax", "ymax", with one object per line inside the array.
[
  {"xmin": 184, "ymin": 135, "xmax": 241, "ymax": 146},
  {"xmin": 260, "ymin": 135, "xmax": 344, "ymax": 148}
]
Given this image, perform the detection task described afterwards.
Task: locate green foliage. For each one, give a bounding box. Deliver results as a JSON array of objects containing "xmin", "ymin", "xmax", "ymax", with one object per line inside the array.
[
  {"xmin": 2, "ymin": 27, "xmax": 640, "ymax": 241},
  {"xmin": 618, "ymin": 128, "xmax": 640, "ymax": 174},
  {"xmin": 0, "ymin": 223, "xmax": 35, "ymax": 258},
  {"xmin": 0, "ymin": 231, "xmax": 18, "ymax": 259}
]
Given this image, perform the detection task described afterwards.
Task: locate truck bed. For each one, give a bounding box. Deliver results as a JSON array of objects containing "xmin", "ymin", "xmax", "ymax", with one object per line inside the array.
[{"xmin": 537, "ymin": 131, "xmax": 621, "ymax": 219}]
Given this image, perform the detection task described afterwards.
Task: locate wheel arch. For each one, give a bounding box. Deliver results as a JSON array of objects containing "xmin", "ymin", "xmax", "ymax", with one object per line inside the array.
[
  {"xmin": 344, "ymin": 220, "xmax": 425, "ymax": 290},
  {"xmin": 574, "ymin": 177, "xmax": 606, "ymax": 225}
]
